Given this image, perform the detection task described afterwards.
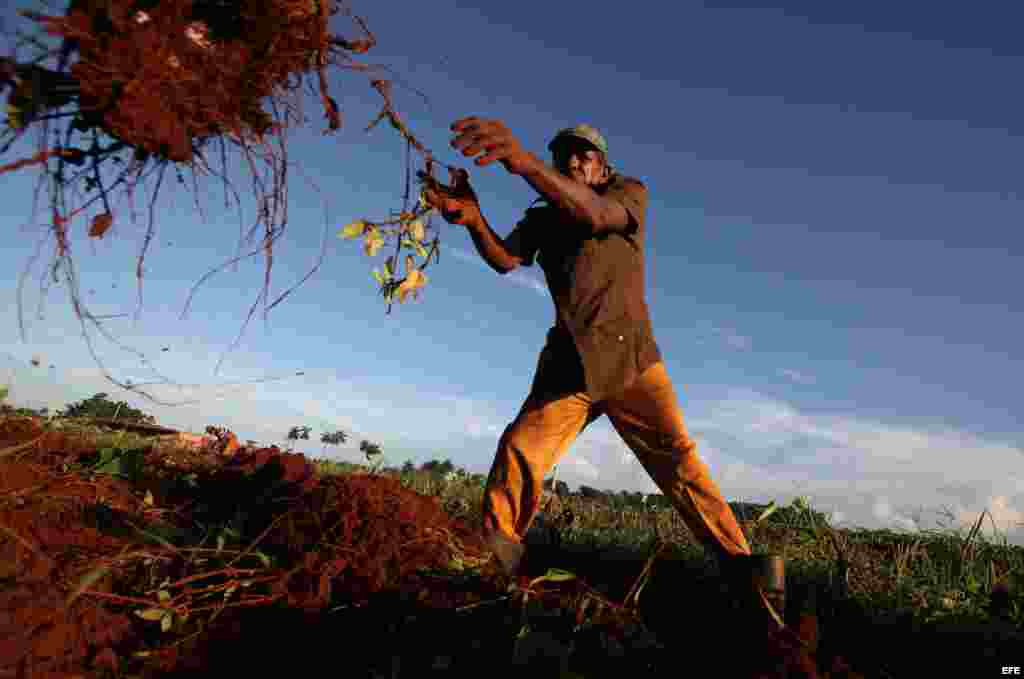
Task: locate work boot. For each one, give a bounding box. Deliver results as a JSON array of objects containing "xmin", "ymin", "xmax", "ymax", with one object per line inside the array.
[
  {"xmin": 719, "ymin": 555, "xmax": 823, "ymax": 678},
  {"xmin": 484, "ymin": 529, "xmax": 526, "ymax": 577},
  {"xmin": 718, "ymin": 554, "xmax": 785, "ymax": 632}
]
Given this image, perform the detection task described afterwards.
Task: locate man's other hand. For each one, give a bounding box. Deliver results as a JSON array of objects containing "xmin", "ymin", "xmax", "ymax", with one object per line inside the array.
[{"xmin": 419, "ymin": 166, "xmax": 481, "ymax": 226}]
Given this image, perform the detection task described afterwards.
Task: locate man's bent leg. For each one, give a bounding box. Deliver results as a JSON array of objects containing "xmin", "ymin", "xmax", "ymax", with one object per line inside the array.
[
  {"xmin": 604, "ymin": 362, "xmax": 751, "ymax": 560},
  {"xmin": 483, "ymin": 391, "xmax": 596, "ymax": 574},
  {"xmin": 607, "ymin": 363, "xmax": 807, "ymax": 663}
]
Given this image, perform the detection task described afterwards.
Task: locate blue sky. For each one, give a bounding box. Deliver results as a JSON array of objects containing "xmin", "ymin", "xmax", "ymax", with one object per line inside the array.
[{"xmin": 2, "ymin": 0, "xmax": 1023, "ymax": 543}]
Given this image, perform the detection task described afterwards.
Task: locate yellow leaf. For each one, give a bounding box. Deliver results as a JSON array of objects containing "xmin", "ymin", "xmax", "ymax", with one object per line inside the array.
[
  {"xmin": 338, "ymin": 220, "xmax": 367, "ymax": 239},
  {"xmin": 136, "ymin": 608, "xmax": 166, "ymax": 621},
  {"xmin": 363, "ymin": 228, "xmax": 384, "ymax": 256},
  {"xmin": 397, "ymin": 269, "xmax": 427, "ymax": 303},
  {"xmin": 407, "ymin": 219, "xmax": 425, "ymax": 242}
]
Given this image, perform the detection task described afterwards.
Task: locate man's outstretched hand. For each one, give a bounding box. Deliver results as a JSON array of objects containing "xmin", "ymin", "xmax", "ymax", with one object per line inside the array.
[
  {"xmin": 418, "ymin": 166, "xmax": 481, "ymax": 226},
  {"xmin": 449, "ymin": 117, "xmax": 538, "ymax": 176}
]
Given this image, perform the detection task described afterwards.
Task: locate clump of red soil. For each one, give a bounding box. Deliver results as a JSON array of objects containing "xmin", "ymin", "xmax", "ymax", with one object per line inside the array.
[
  {"xmin": 192, "ymin": 446, "xmax": 488, "ymax": 607},
  {"xmin": 27, "ymin": 0, "xmax": 355, "ymax": 162},
  {"xmin": 0, "ymin": 416, "xmax": 489, "ymax": 678}
]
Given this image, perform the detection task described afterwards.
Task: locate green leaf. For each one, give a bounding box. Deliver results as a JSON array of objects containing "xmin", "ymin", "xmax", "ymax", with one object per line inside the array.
[
  {"xmin": 530, "ymin": 568, "xmax": 576, "ymax": 588},
  {"xmin": 372, "ymin": 269, "xmax": 384, "ymax": 284},
  {"xmin": 546, "ymin": 568, "xmax": 577, "ymax": 581},
  {"xmin": 97, "ymin": 447, "xmax": 118, "ymax": 466},
  {"xmin": 136, "ymin": 608, "xmax": 166, "ymax": 621},
  {"xmin": 94, "ymin": 456, "xmax": 125, "ymax": 476},
  {"xmin": 414, "ymin": 242, "xmax": 429, "ymax": 259},
  {"xmin": 755, "ymin": 501, "xmax": 779, "ymax": 525},
  {"xmin": 256, "ymin": 552, "xmax": 271, "ymax": 568},
  {"xmin": 157, "ymin": 590, "xmax": 171, "ymax": 603}
]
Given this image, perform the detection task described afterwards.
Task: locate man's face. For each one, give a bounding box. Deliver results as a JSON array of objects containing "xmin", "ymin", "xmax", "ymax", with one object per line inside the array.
[{"xmin": 552, "ymin": 140, "xmax": 607, "ymax": 187}]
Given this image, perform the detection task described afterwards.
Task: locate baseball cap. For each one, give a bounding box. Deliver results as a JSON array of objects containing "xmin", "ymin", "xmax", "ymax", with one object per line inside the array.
[{"xmin": 547, "ymin": 123, "xmax": 609, "ymax": 158}]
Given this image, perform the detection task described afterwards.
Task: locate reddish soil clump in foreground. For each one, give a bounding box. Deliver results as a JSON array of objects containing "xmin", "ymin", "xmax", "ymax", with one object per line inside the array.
[
  {"xmin": 1, "ymin": 415, "xmax": 882, "ymax": 678},
  {"xmin": 0, "ymin": 416, "xmax": 495, "ymax": 678}
]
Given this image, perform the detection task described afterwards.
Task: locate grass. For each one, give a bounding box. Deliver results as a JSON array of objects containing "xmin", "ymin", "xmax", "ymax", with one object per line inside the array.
[
  {"xmin": 22, "ymin": 420, "xmax": 1024, "ymax": 629},
  {"xmin": 311, "ymin": 456, "xmax": 1024, "ymax": 631}
]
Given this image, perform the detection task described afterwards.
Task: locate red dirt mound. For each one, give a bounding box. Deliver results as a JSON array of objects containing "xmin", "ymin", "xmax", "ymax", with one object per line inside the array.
[{"xmin": 0, "ymin": 417, "xmax": 488, "ymax": 677}]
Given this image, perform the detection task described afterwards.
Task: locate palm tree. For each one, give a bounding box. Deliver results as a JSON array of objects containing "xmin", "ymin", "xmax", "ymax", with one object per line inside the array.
[
  {"xmin": 359, "ymin": 439, "xmax": 382, "ymax": 463},
  {"xmin": 320, "ymin": 429, "xmax": 348, "ymax": 456},
  {"xmin": 285, "ymin": 425, "xmax": 311, "ymax": 452}
]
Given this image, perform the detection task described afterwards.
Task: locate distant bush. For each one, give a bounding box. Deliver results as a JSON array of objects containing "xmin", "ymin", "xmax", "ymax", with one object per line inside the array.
[{"xmin": 59, "ymin": 393, "xmax": 154, "ymax": 423}]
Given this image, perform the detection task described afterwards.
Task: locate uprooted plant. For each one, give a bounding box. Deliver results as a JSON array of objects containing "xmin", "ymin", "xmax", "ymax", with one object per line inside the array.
[{"xmin": 1, "ymin": 0, "xmax": 467, "ymax": 401}]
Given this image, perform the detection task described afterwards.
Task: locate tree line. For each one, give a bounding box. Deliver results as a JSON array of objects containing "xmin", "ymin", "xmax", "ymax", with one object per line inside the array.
[{"xmin": 1, "ymin": 391, "xmax": 823, "ymax": 524}]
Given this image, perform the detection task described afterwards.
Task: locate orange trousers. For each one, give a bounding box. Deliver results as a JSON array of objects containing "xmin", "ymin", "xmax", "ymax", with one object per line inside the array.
[{"xmin": 482, "ymin": 361, "xmax": 751, "ymax": 566}]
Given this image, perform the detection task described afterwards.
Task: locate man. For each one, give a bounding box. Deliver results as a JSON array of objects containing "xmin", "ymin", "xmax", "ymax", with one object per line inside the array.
[{"xmin": 422, "ymin": 118, "xmax": 806, "ymax": 653}]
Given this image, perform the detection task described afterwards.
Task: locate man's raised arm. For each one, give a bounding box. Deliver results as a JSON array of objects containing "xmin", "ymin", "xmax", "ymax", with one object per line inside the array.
[
  {"xmin": 420, "ymin": 167, "xmax": 526, "ymax": 275},
  {"xmin": 463, "ymin": 212, "xmax": 525, "ymax": 274}
]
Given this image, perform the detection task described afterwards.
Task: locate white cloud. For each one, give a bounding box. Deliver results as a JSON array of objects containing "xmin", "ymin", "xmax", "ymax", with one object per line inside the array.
[
  {"xmin": 779, "ymin": 368, "xmax": 815, "ymax": 385},
  {"xmin": 724, "ymin": 331, "xmax": 752, "ymax": 351},
  {"xmin": 544, "ymin": 420, "xmax": 668, "ymax": 494},
  {"xmin": 691, "ymin": 320, "xmax": 752, "ymax": 352},
  {"xmin": 872, "ymin": 497, "xmax": 918, "ymax": 532},
  {"xmin": 559, "ymin": 452, "xmax": 601, "ymax": 481},
  {"xmin": 507, "ymin": 270, "xmax": 548, "ymax": 297},
  {"xmin": 686, "ymin": 388, "xmax": 1024, "ymax": 543},
  {"xmin": 449, "ymin": 247, "xmax": 547, "ymax": 297}
]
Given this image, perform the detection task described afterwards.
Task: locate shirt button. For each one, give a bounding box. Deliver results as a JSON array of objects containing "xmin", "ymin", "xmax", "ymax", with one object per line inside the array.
[{"xmin": 617, "ymin": 335, "xmax": 624, "ymax": 341}]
